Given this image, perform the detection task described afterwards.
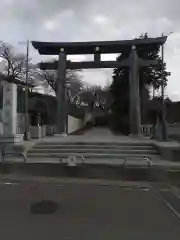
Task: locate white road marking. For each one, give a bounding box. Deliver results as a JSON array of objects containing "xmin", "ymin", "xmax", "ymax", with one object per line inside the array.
[{"xmin": 2, "ymin": 182, "xmax": 19, "ymax": 185}]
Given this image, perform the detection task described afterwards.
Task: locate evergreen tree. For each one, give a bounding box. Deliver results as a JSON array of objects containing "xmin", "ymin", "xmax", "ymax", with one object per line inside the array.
[{"xmin": 110, "ymin": 33, "xmax": 170, "ymax": 134}]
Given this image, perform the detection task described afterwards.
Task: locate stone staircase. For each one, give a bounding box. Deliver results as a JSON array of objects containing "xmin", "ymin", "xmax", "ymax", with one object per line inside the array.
[
  {"xmin": 27, "ymin": 141, "xmax": 161, "ymax": 167},
  {"xmin": 4, "ymin": 140, "xmax": 180, "ymax": 181}
]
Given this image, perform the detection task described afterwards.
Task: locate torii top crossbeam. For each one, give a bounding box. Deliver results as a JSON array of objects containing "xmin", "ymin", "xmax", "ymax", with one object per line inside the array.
[{"xmin": 32, "ymin": 36, "xmax": 167, "ymax": 55}]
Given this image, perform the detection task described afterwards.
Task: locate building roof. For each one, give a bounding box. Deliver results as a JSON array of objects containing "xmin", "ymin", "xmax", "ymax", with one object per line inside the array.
[{"xmin": 32, "ymin": 36, "xmax": 167, "ymax": 55}]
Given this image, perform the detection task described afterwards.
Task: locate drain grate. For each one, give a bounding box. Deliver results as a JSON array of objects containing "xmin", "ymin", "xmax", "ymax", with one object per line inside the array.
[{"xmin": 30, "ymin": 200, "xmax": 59, "ymax": 215}]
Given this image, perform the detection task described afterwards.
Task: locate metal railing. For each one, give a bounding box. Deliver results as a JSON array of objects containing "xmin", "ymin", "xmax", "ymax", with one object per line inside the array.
[
  {"xmin": 59, "ymin": 155, "xmax": 85, "ymax": 167},
  {"xmin": 59, "ymin": 155, "xmax": 152, "ymax": 169},
  {"xmin": 0, "ymin": 145, "xmax": 27, "ymax": 164},
  {"xmin": 141, "ymin": 125, "xmax": 153, "ymax": 136},
  {"xmin": 123, "ymin": 156, "xmax": 152, "ymax": 169}
]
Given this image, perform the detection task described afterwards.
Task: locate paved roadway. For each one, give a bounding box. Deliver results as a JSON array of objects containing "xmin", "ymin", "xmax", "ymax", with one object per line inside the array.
[{"xmin": 0, "ymin": 179, "xmax": 180, "ymax": 240}]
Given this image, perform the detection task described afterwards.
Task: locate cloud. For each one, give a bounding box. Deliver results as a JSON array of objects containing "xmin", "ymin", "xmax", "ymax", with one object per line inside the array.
[
  {"xmin": 169, "ymin": 92, "xmax": 180, "ymax": 101},
  {"xmin": 0, "ymin": 0, "xmax": 180, "ymax": 99},
  {"xmin": 43, "ymin": 9, "xmax": 75, "ymax": 32},
  {"xmin": 92, "ymin": 15, "xmax": 109, "ymax": 25},
  {"xmin": 43, "ymin": 20, "xmax": 56, "ymax": 31}
]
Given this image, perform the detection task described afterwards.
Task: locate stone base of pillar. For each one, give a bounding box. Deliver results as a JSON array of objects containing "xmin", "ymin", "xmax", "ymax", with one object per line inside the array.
[
  {"xmin": 54, "ymin": 133, "xmax": 68, "ymax": 137},
  {"xmin": 0, "ymin": 134, "xmax": 24, "ymax": 143},
  {"xmin": 129, "ymin": 133, "xmax": 143, "ymax": 138},
  {"xmin": 24, "ymin": 132, "xmax": 31, "ymax": 141}
]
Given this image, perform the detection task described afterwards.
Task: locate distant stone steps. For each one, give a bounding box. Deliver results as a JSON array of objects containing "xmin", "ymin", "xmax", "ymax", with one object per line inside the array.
[
  {"xmin": 36, "ymin": 141, "xmax": 153, "ymax": 146},
  {"xmin": 27, "ymin": 153, "xmax": 159, "ymax": 159},
  {"xmin": 22, "ymin": 157, "xmax": 162, "ymax": 168},
  {"xmin": 28, "ymin": 149, "xmax": 157, "ymax": 155},
  {"xmin": 33, "ymin": 145, "xmax": 154, "ymax": 150},
  {"xmin": 27, "ymin": 140, "xmax": 160, "ymax": 168}
]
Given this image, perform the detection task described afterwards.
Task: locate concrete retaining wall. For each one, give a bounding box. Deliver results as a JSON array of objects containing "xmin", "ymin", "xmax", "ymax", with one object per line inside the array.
[
  {"xmin": 154, "ymin": 141, "xmax": 180, "ymax": 162},
  {"xmin": 168, "ymin": 123, "xmax": 180, "ymax": 136},
  {"xmin": 68, "ymin": 115, "xmax": 84, "ymax": 134},
  {"xmin": 15, "ymin": 114, "xmax": 84, "ymax": 137},
  {"xmin": 84, "ymin": 112, "xmax": 93, "ymax": 125},
  {"xmin": 30, "ymin": 126, "xmax": 46, "ymax": 139}
]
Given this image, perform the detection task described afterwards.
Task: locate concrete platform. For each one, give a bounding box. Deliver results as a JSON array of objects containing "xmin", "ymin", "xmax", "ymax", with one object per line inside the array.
[
  {"xmin": 0, "ymin": 178, "xmax": 179, "ymax": 239},
  {"xmin": 0, "ymin": 127, "xmax": 178, "ymax": 168},
  {"xmin": 1, "ymin": 127, "xmax": 180, "ymax": 174},
  {"xmin": 3, "ymin": 156, "xmax": 180, "ymax": 170},
  {"xmin": 20, "ymin": 127, "xmax": 180, "ymax": 146},
  {"xmin": 22, "ymin": 127, "xmax": 179, "ymax": 147},
  {"xmin": 39, "ymin": 127, "xmax": 153, "ymax": 143}
]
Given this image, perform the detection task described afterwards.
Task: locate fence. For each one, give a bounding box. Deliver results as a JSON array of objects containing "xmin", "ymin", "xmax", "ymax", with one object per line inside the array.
[
  {"xmin": 141, "ymin": 123, "xmax": 180, "ymax": 138},
  {"xmin": 141, "ymin": 125, "xmax": 153, "ymax": 136},
  {"xmin": 12, "ymin": 122, "xmax": 180, "ymax": 139},
  {"xmin": 46, "ymin": 125, "xmax": 56, "ymax": 136}
]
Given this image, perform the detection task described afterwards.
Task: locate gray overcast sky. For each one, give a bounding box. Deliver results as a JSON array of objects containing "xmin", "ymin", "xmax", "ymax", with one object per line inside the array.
[{"xmin": 1, "ymin": 0, "xmax": 180, "ymax": 100}]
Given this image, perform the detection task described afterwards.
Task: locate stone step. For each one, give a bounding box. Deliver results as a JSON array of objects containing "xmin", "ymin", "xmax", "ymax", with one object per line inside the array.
[
  {"xmin": 3, "ymin": 156, "xmax": 180, "ymax": 172},
  {"xmin": 24, "ymin": 158, "xmax": 157, "ymax": 167},
  {"xmin": 27, "ymin": 153, "xmax": 159, "ymax": 159},
  {"xmin": 33, "ymin": 145, "xmax": 154, "ymax": 150},
  {"xmin": 0, "ymin": 161, "xmax": 177, "ymax": 182},
  {"xmin": 37, "ymin": 141, "xmax": 153, "ymax": 147},
  {"xmin": 28, "ymin": 149, "xmax": 158, "ymax": 155}
]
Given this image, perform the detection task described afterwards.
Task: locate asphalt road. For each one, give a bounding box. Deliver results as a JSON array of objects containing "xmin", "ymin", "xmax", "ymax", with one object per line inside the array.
[{"xmin": 0, "ymin": 181, "xmax": 180, "ymax": 240}]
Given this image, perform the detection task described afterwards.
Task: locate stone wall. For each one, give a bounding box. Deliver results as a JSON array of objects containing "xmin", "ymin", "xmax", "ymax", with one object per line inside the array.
[
  {"xmin": 16, "ymin": 112, "xmax": 84, "ymax": 136},
  {"xmin": 0, "ymin": 81, "xmax": 85, "ymax": 138},
  {"xmin": 17, "ymin": 89, "xmax": 85, "ymax": 124},
  {"xmin": 16, "ymin": 90, "xmax": 86, "ymax": 136}
]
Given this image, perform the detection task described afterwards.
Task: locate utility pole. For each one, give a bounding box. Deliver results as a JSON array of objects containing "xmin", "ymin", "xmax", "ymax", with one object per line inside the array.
[
  {"xmin": 24, "ymin": 40, "xmax": 30, "ymax": 140},
  {"xmin": 18, "ymin": 40, "xmax": 30, "ymax": 140},
  {"xmin": 161, "ymin": 43, "xmax": 168, "ymax": 141},
  {"xmin": 160, "ymin": 32, "xmax": 173, "ymax": 141},
  {"xmin": 153, "ymin": 82, "xmax": 155, "ymax": 98}
]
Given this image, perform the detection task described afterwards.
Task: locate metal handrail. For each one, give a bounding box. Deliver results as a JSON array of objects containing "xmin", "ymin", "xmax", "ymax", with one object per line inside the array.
[
  {"xmin": 60, "ymin": 155, "xmax": 85, "ymax": 166},
  {"xmin": 59, "ymin": 155, "xmax": 152, "ymax": 169},
  {"xmin": 123, "ymin": 158, "xmax": 127, "ymax": 167},
  {"xmin": 123, "ymin": 156, "xmax": 152, "ymax": 168},
  {"xmin": 1, "ymin": 145, "xmax": 27, "ymax": 163},
  {"xmin": 143, "ymin": 156, "xmax": 152, "ymax": 168},
  {"xmin": 2, "ymin": 151, "xmax": 27, "ymax": 163}
]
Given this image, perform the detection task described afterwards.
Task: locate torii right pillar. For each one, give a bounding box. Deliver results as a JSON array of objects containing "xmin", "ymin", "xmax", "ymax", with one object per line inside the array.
[
  {"xmin": 56, "ymin": 50, "xmax": 67, "ymax": 135},
  {"xmin": 129, "ymin": 45, "xmax": 141, "ymax": 136}
]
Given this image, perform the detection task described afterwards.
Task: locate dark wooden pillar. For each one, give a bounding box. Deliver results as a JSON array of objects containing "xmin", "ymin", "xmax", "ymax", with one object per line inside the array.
[
  {"xmin": 94, "ymin": 53, "xmax": 101, "ymax": 62},
  {"xmin": 129, "ymin": 45, "xmax": 141, "ymax": 136},
  {"xmin": 94, "ymin": 46, "xmax": 101, "ymax": 62},
  {"xmin": 56, "ymin": 50, "xmax": 67, "ymax": 135}
]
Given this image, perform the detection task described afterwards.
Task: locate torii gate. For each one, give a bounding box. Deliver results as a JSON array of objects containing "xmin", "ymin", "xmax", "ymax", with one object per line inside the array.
[{"xmin": 32, "ymin": 36, "xmax": 167, "ymax": 137}]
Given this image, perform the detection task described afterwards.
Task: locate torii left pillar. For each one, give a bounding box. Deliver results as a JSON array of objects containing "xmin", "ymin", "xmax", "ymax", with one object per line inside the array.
[
  {"xmin": 56, "ymin": 49, "xmax": 67, "ymax": 135},
  {"xmin": 129, "ymin": 45, "xmax": 141, "ymax": 136}
]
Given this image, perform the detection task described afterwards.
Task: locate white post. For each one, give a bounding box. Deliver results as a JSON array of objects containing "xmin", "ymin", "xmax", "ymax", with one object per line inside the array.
[{"xmin": 1, "ymin": 81, "xmax": 23, "ymax": 143}]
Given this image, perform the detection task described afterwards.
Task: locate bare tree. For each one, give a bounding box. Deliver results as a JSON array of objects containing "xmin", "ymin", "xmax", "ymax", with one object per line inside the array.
[
  {"xmin": 0, "ymin": 41, "xmax": 39, "ymax": 89},
  {"xmin": 36, "ymin": 68, "xmax": 87, "ymax": 105},
  {"xmin": 0, "ymin": 41, "xmax": 26, "ymax": 78},
  {"xmin": 33, "ymin": 69, "xmax": 57, "ymax": 94},
  {"xmin": 79, "ymin": 85, "xmax": 111, "ymax": 111}
]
